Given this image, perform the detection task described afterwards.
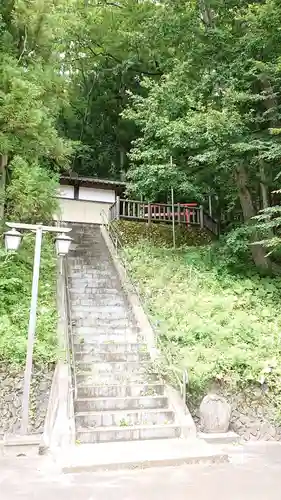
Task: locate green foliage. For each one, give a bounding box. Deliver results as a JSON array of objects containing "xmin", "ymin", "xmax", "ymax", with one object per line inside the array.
[
  {"xmin": 0, "ymin": 235, "xmax": 57, "ymax": 366},
  {"xmin": 212, "ymin": 225, "xmax": 255, "ymax": 270},
  {"xmin": 252, "ymin": 205, "xmax": 281, "ymax": 253},
  {"xmin": 0, "ymin": 0, "xmax": 75, "ymax": 170},
  {"xmin": 6, "ymin": 157, "xmax": 60, "ymax": 223},
  {"xmin": 124, "ymin": 242, "xmax": 281, "ymax": 408}
]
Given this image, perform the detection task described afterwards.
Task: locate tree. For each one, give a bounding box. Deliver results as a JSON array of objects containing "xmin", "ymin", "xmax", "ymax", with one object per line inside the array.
[
  {"xmin": 0, "ymin": 0, "xmax": 75, "ymax": 216},
  {"xmin": 123, "ymin": 0, "xmax": 281, "ymax": 270}
]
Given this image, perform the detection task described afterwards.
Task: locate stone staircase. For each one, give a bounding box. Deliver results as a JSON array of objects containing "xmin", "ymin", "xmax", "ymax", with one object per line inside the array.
[{"xmin": 68, "ymin": 224, "xmax": 182, "ymax": 444}]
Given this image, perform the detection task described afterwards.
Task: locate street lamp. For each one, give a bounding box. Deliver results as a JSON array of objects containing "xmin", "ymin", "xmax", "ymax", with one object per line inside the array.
[
  {"xmin": 4, "ymin": 228, "xmax": 22, "ymax": 252},
  {"xmin": 55, "ymin": 233, "xmax": 72, "ymax": 256},
  {"xmin": 4, "ymin": 222, "xmax": 72, "ymax": 435}
]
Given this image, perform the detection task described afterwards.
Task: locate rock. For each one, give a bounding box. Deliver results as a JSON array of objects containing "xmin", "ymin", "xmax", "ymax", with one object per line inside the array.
[{"xmin": 199, "ymin": 393, "xmax": 231, "ymax": 433}]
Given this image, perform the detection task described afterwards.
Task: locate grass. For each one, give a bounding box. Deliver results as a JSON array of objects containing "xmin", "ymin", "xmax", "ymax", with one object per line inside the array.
[
  {"xmin": 0, "ymin": 233, "xmax": 57, "ymax": 366},
  {"xmin": 123, "ymin": 243, "xmax": 281, "ymax": 414}
]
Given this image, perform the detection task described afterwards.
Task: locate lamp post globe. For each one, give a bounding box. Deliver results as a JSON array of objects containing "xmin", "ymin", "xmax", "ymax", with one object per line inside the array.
[
  {"xmin": 4, "ymin": 228, "xmax": 22, "ymax": 252},
  {"xmin": 55, "ymin": 233, "xmax": 72, "ymax": 256}
]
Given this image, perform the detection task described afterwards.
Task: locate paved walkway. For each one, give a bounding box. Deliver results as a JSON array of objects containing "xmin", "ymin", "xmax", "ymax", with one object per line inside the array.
[{"xmin": 1, "ymin": 442, "xmax": 281, "ymax": 499}]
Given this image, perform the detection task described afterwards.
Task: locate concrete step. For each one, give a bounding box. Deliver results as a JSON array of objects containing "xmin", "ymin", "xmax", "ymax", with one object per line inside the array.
[
  {"xmin": 75, "ymin": 395, "xmax": 169, "ymax": 412},
  {"xmin": 70, "ymin": 278, "xmax": 120, "ymax": 288},
  {"xmin": 76, "ymin": 409, "xmax": 175, "ymax": 428},
  {"xmin": 70, "ymin": 303, "xmax": 129, "ymax": 315},
  {"xmin": 73, "ymin": 334, "xmax": 141, "ymax": 346},
  {"xmin": 70, "ymin": 294, "xmax": 125, "ymax": 307},
  {"xmin": 73, "ymin": 322, "xmax": 137, "ymax": 333},
  {"xmin": 76, "ymin": 424, "xmax": 181, "ymax": 444},
  {"xmin": 70, "ymin": 287, "xmax": 122, "ymax": 295},
  {"xmin": 72, "ymin": 312, "xmax": 132, "ymax": 323},
  {"xmin": 72, "ymin": 322, "xmax": 138, "ymax": 333},
  {"xmin": 69, "ymin": 272, "xmax": 114, "ymax": 279},
  {"xmin": 60, "ymin": 438, "xmax": 229, "ymax": 473},
  {"xmin": 77, "ymin": 383, "xmax": 165, "ymax": 398},
  {"xmin": 75, "ymin": 350, "xmax": 149, "ymax": 363},
  {"xmin": 75, "ymin": 341, "xmax": 148, "ymax": 355},
  {"xmin": 74, "ymin": 336, "xmax": 141, "ymax": 347},
  {"xmin": 76, "ymin": 361, "xmax": 151, "ymax": 375},
  {"xmin": 0, "ymin": 434, "xmax": 41, "ymax": 457},
  {"xmin": 73, "ymin": 327, "xmax": 138, "ymax": 338},
  {"xmin": 76, "ymin": 371, "xmax": 158, "ymax": 385}
]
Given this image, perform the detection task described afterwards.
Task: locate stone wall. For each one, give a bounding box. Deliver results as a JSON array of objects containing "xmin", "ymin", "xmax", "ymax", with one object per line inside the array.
[
  {"xmin": 191, "ymin": 388, "xmax": 281, "ymax": 442},
  {"xmin": 227, "ymin": 391, "xmax": 281, "ymax": 441},
  {"xmin": 0, "ymin": 363, "xmax": 54, "ymax": 436}
]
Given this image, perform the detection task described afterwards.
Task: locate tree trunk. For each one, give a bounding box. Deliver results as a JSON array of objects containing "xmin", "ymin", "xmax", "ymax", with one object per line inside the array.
[
  {"xmin": 0, "ymin": 155, "xmax": 8, "ymax": 220},
  {"xmin": 236, "ymin": 165, "xmax": 271, "ymax": 271},
  {"xmin": 259, "ymin": 161, "xmax": 269, "ymax": 209},
  {"xmin": 199, "ymin": 0, "xmax": 214, "ymax": 27}
]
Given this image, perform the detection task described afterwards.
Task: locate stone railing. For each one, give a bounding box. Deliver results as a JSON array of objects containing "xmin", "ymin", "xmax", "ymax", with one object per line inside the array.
[{"xmin": 40, "ymin": 257, "xmax": 75, "ymax": 454}]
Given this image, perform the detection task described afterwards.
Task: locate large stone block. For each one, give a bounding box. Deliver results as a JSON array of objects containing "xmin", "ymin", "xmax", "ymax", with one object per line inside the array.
[{"xmin": 199, "ymin": 394, "xmax": 231, "ymax": 433}]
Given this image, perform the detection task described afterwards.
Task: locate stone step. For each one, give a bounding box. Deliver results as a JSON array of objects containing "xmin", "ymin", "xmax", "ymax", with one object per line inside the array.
[
  {"xmin": 70, "ymin": 293, "xmax": 125, "ymax": 306},
  {"xmin": 69, "ymin": 271, "xmax": 113, "ymax": 278},
  {"xmin": 73, "ymin": 325, "xmax": 138, "ymax": 336},
  {"xmin": 70, "ymin": 287, "xmax": 122, "ymax": 295},
  {"xmin": 76, "ymin": 361, "xmax": 151, "ymax": 375},
  {"xmin": 73, "ymin": 325, "xmax": 139, "ymax": 336},
  {"xmin": 60, "ymin": 438, "xmax": 229, "ymax": 473},
  {"xmin": 73, "ymin": 333, "xmax": 141, "ymax": 344},
  {"xmin": 77, "ymin": 383, "xmax": 165, "ymax": 398},
  {"xmin": 75, "ymin": 350, "xmax": 149, "ymax": 363},
  {"xmin": 72, "ymin": 326, "xmax": 140, "ymax": 336},
  {"xmin": 70, "ymin": 289, "xmax": 122, "ymax": 298},
  {"xmin": 71, "ymin": 307, "xmax": 130, "ymax": 319},
  {"xmin": 74, "ymin": 341, "xmax": 148, "ymax": 355},
  {"xmin": 71, "ymin": 308, "xmax": 130, "ymax": 320},
  {"xmin": 70, "ymin": 278, "xmax": 120, "ymax": 287},
  {"xmin": 69, "ymin": 280, "xmax": 119, "ymax": 288},
  {"xmin": 76, "ymin": 409, "xmax": 175, "ymax": 428},
  {"xmin": 76, "ymin": 424, "xmax": 181, "ymax": 444},
  {"xmin": 76, "ymin": 371, "xmax": 158, "ymax": 385},
  {"xmin": 75, "ymin": 395, "xmax": 169, "ymax": 412}
]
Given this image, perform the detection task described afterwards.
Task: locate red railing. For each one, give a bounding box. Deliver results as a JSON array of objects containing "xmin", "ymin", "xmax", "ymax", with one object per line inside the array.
[{"xmin": 109, "ymin": 198, "xmax": 218, "ymax": 235}]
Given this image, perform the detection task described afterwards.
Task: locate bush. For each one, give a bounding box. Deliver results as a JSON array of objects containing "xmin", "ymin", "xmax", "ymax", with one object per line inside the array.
[
  {"xmin": 124, "ymin": 243, "xmax": 281, "ymax": 412},
  {"xmin": 0, "ymin": 235, "xmax": 57, "ymax": 366}
]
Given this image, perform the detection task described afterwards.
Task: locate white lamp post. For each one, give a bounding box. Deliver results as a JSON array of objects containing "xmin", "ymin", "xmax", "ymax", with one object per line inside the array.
[
  {"xmin": 4, "ymin": 228, "xmax": 22, "ymax": 252},
  {"xmin": 4, "ymin": 222, "xmax": 72, "ymax": 435},
  {"xmin": 55, "ymin": 233, "xmax": 72, "ymax": 256}
]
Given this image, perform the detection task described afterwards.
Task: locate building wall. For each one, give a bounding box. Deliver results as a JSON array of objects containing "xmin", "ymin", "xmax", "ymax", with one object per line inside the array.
[
  {"xmin": 54, "ymin": 199, "xmax": 111, "ymax": 224},
  {"xmin": 58, "ymin": 185, "xmax": 74, "ymax": 199},
  {"xmin": 55, "ymin": 183, "xmax": 117, "ymax": 224},
  {"xmin": 79, "ymin": 186, "xmax": 115, "ymax": 204}
]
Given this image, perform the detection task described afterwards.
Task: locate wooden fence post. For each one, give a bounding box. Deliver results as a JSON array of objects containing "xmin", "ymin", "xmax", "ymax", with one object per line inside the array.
[
  {"xmin": 177, "ymin": 203, "xmax": 181, "ymax": 224},
  {"xmin": 199, "ymin": 205, "xmax": 204, "ymax": 228},
  {"xmin": 148, "ymin": 203, "xmax": 151, "ymax": 226},
  {"xmin": 116, "ymin": 196, "xmax": 120, "ymax": 220}
]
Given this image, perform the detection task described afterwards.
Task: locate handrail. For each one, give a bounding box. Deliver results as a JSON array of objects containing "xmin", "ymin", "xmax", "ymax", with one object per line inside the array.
[
  {"xmin": 100, "ymin": 209, "xmax": 189, "ymax": 407},
  {"xmin": 109, "ymin": 198, "xmax": 219, "ymax": 235},
  {"xmin": 63, "ymin": 257, "xmax": 77, "ymax": 402}
]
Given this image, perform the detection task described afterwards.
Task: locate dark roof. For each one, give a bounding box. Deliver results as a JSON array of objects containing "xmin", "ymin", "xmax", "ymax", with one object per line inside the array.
[{"xmin": 60, "ymin": 175, "xmax": 126, "ymax": 190}]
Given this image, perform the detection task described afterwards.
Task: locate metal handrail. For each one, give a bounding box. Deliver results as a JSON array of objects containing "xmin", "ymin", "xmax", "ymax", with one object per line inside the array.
[
  {"xmin": 63, "ymin": 257, "xmax": 77, "ymax": 401},
  {"xmin": 100, "ymin": 209, "xmax": 189, "ymax": 406}
]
